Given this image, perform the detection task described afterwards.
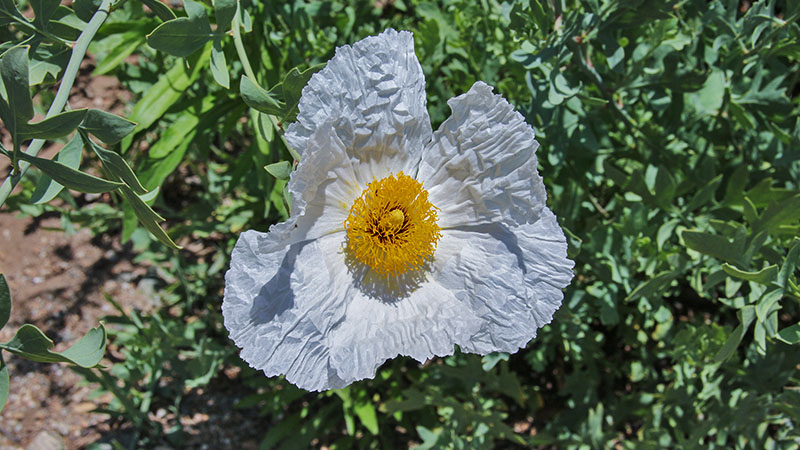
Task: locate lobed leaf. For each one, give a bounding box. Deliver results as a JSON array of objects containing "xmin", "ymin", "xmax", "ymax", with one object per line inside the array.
[{"xmin": 0, "ymin": 323, "xmax": 106, "ymax": 368}]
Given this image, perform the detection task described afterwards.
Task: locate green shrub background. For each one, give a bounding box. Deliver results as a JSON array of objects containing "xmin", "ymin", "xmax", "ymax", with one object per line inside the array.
[{"xmin": 3, "ymin": 0, "xmax": 800, "ymax": 448}]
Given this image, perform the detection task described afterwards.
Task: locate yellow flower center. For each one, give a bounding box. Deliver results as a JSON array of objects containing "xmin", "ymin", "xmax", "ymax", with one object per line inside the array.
[{"xmin": 344, "ymin": 172, "xmax": 441, "ymax": 277}]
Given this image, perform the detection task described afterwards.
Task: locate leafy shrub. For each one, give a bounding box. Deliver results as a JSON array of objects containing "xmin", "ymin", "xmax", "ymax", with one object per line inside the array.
[{"xmin": 1, "ymin": 0, "xmax": 798, "ymax": 448}]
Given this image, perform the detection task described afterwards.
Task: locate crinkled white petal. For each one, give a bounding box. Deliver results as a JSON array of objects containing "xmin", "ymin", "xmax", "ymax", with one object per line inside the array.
[
  {"xmin": 326, "ymin": 265, "xmax": 483, "ymax": 384},
  {"xmin": 286, "ymin": 29, "xmax": 432, "ymax": 183},
  {"xmin": 418, "ymin": 81, "xmax": 548, "ymax": 228},
  {"xmin": 223, "ymin": 230, "xmax": 352, "ymax": 391},
  {"xmin": 434, "ymin": 209, "xmax": 574, "ymax": 354},
  {"xmin": 261, "ymin": 119, "xmax": 361, "ymax": 253}
]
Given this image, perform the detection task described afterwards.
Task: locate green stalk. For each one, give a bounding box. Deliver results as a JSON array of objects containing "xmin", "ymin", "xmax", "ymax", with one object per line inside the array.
[
  {"xmin": 231, "ymin": 6, "xmax": 301, "ymax": 162},
  {"xmin": 0, "ymin": 0, "xmax": 113, "ymax": 209}
]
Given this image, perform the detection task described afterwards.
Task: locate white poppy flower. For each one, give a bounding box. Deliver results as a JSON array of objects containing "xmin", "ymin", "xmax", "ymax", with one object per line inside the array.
[{"xmin": 223, "ymin": 29, "xmax": 574, "ymax": 391}]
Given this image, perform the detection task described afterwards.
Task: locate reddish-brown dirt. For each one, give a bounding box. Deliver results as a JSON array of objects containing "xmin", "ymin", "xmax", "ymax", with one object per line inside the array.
[{"xmin": 0, "ymin": 211, "xmax": 154, "ymax": 449}]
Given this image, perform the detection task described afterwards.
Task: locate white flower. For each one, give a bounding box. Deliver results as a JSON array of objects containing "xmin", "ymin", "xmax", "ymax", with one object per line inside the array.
[{"xmin": 223, "ymin": 29, "xmax": 574, "ymax": 391}]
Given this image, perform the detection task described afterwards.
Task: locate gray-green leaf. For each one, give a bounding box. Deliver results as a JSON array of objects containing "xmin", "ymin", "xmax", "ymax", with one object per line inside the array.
[
  {"xmin": 0, "ymin": 353, "xmax": 8, "ymax": 413},
  {"xmin": 681, "ymin": 230, "xmax": 747, "ymax": 267},
  {"xmin": 0, "ymin": 323, "xmax": 106, "ymax": 367},
  {"xmin": 213, "ymin": 0, "xmax": 236, "ymax": 31},
  {"xmin": 1, "ymin": 46, "xmax": 33, "ymax": 121},
  {"xmin": 714, "ymin": 306, "xmax": 755, "ymax": 363},
  {"xmin": 82, "ymin": 134, "xmax": 147, "ymax": 194},
  {"xmin": 17, "ymin": 109, "xmax": 88, "ymax": 140},
  {"xmin": 140, "ymin": 0, "xmax": 176, "ymax": 21},
  {"xmin": 210, "ymin": 38, "xmax": 229, "ymax": 89},
  {"xmin": 722, "ymin": 263, "xmax": 778, "ymax": 285},
  {"xmin": 265, "ymin": 161, "xmax": 292, "ymax": 180},
  {"xmin": 146, "ymin": 0, "xmax": 214, "ymax": 57},
  {"xmin": 120, "ymin": 186, "xmax": 180, "ymax": 249},
  {"xmin": 18, "ymin": 151, "xmax": 123, "ymax": 193},
  {"xmin": 240, "ymin": 75, "xmax": 282, "ymax": 114},
  {"xmin": 30, "ymin": 133, "xmax": 83, "ymax": 204},
  {"xmin": 80, "ymin": 109, "xmax": 136, "ymax": 144},
  {"xmin": 776, "ymin": 323, "xmax": 800, "ymax": 345},
  {"xmin": 0, "ymin": 274, "xmax": 10, "ymax": 330}
]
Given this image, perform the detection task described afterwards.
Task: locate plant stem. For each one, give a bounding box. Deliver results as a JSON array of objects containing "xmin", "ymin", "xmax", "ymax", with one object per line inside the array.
[
  {"xmin": 231, "ymin": 5, "xmax": 301, "ymax": 162},
  {"xmin": 0, "ymin": 0, "xmax": 113, "ymax": 209}
]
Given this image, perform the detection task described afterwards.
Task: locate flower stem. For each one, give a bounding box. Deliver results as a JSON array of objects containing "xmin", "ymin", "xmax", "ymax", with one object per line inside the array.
[
  {"xmin": 0, "ymin": 0, "xmax": 114, "ymax": 209},
  {"xmin": 231, "ymin": 5, "xmax": 301, "ymax": 163}
]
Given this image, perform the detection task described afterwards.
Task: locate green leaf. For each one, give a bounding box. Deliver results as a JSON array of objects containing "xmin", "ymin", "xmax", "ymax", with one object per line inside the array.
[
  {"xmin": 210, "ymin": 38, "xmax": 229, "ymax": 89},
  {"xmin": 778, "ymin": 238, "xmax": 800, "ymax": 289},
  {"xmin": 0, "ymin": 274, "xmax": 10, "ymax": 330},
  {"xmin": 0, "ymin": 353, "xmax": 8, "ymax": 413},
  {"xmin": 140, "ymin": 0, "xmax": 176, "ymax": 21},
  {"xmin": 354, "ymin": 400, "xmax": 379, "ymax": 435},
  {"xmin": 17, "ymin": 109, "xmax": 88, "ymax": 140},
  {"xmin": 481, "ymin": 352, "xmax": 509, "ymax": 371},
  {"xmin": 73, "ymin": 0, "xmax": 102, "ymax": 22},
  {"xmin": 753, "ymin": 195, "xmax": 800, "ymax": 235},
  {"xmin": 18, "ymin": 151, "xmax": 123, "ymax": 193},
  {"xmin": 30, "ymin": 0, "xmax": 60, "ymax": 29},
  {"xmin": 30, "ymin": 133, "xmax": 83, "ymax": 204},
  {"xmin": 1, "ymin": 46, "xmax": 33, "ymax": 121},
  {"xmin": 146, "ymin": 0, "xmax": 214, "ymax": 57},
  {"xmin": 123, "ymin": 45, "xmax": 210, "ymax": 149},
  {"xmin": 265, "ymin": 161, "xmax": 292, "ymax": 180},
  {"xmin": 681, "ymin": 230, "xmax": 746, "ymax": 266},
  {"xmin": 82, "ymin": 134, "xmax": 147, "ymax": 195},
  {"xmin": 722, "ymin": 263, "xmax": 778, "ymax": 285},
  {"xmin": 776, "ymin": 323, "xmax": 800, "ymax": 344},
  {"xmin": 92, "ymin": 32, "xmax": 147, "ymax": 76},
  {"xmin": 274, "ymin": 64, "xmax": 325, "ymax": 123},
  {"xmin": 0, "ymin": 0, "xmax": 28, "ymax": 23},
  {"xmin": 119, "ymin": 186, "xmax": 180, "ymax": 249},
  {"xmin": 685, "ymin": 174, "xmax": 722, "ymax": 211},
  {"xmin": 626, "ymin": 271, "xmax": 679, "ymax": 302},
  {"xmin": 138, "ymin": 94, "xmax": 223, "ymax": 189},
  {"xmin": 239, "ymin": 75, "xmax": 282, "ymax": 114},
  {"xmin": 236, "ymin": 2, "xmax": 251, "ymax": 32},
  {"xmin": 0, "ymin": 323, "xmax": 106, "ymax": 367},
  {"xmin": 80, "ymin": 109, "xmax": 136, "ymax": 144},
  {"xmin": 691, "ymin": 70, "xmax": 725, "ymax": 115},
  {"xmin": 239, "ymin": 64, "xmax": 325, "ymax": 123},
  {"xmin": 213, "ymin": 0, "xmax": 236, "ymax": 31},
  {"xmin": 714, "ymin": 306, "xmax": 755, "ymax": 363},
  {"xmin": 755, "ymin": 289, "xmax": 783, "ymax": 324},
  {"xmin": 28, "ymin": 50, "xmax": 68, "ymax": 86}
]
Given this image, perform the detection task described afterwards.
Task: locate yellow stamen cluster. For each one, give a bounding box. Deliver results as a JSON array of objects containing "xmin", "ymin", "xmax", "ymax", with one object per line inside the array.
[{"xmin": 344, "ymin": 172, "xmax": 441, "ymax": 277}]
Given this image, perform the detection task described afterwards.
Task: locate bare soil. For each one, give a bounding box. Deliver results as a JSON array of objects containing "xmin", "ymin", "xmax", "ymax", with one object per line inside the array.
[{"xmin": 0, "ymin": 212, "xmax": 154, "ymax": 449}]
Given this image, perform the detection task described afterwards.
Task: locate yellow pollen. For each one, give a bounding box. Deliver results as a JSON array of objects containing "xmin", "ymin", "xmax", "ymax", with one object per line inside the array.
[
  {"xmin": 383, "ymin": 209, "xmax": 405, "ymax": 229},
  {"xmin": 344, "ymin": 172, "xmax": 441, "ymax": 277}
]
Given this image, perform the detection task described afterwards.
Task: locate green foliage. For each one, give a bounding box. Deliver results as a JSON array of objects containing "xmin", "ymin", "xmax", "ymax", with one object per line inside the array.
[{"xmin": 2, "ymin": 0, "xmax": 800, "ymax": 448}]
